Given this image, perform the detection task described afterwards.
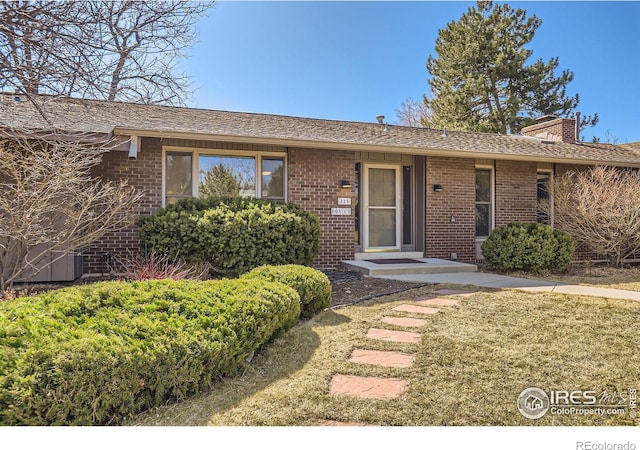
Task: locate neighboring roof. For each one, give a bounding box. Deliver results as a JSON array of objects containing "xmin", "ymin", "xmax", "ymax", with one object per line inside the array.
[{"xmin": 1, "ymin": 93, "xmax": 640, "ymax": 166}]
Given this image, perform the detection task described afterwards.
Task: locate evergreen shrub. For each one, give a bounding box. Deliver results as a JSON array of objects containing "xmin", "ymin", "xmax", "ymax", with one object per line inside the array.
[
  {"xmin": 138, "ymin": 197, "xmax": 320, "ymax": 277},
  {"xmin": 0, "ymin": 278, "xmax": 300, "ymax": 425},
  {"xmin": 481, "ymin": 222, "xmax": 575, "ymax": 275}
]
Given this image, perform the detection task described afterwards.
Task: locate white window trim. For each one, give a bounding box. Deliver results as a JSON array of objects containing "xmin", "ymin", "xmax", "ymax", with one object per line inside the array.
[
  {"xmin": 475, "ymin": 164, "xmax": 495, "ymax": 241},
  {"xmin": 162, "ymin": 146, "xmax": 287, "ymax": 207}
]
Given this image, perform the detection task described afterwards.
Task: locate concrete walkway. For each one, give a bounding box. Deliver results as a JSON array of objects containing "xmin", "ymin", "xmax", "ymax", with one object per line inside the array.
[{"xmin": 375, "ymin": 272, "xmax": 640, "ymax": 302}]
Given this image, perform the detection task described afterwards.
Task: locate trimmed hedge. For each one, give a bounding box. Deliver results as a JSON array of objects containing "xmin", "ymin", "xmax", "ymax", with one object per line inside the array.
[
  {"xmin": 481, "ymin": 222, "xmax": 575, "ymax": 274},
  {"xmin": 138, "ymin": 197, "xmax": 320, "ymax": 277},
  {"xmin": 242, "ymin": 265, "xmax": 332, "ymax": 318},
  {"xmin": 0, "ymin": 279, "xmax": 300, "ymax": 425}
]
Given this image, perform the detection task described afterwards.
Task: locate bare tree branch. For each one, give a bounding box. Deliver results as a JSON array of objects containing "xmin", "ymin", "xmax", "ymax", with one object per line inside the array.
[
  {"xmin": 549, "ymin": 166, "xmax": 640, "ymax": 267},
  {"xmin": 0, "ymin": 0, "xmax": 213, "ymax": 106},
  {"xmin": 0, "ymin": 131, "xmax": 142, "ymax": 293},
  {"xmin": 394, "ymin": 97, "xmax": 431, "ymax": 127}
]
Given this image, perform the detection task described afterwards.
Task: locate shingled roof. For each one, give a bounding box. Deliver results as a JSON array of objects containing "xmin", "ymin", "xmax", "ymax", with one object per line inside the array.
[{"xmin": 1, "ymin": 93, "xmax": 639, "ymax": 166}]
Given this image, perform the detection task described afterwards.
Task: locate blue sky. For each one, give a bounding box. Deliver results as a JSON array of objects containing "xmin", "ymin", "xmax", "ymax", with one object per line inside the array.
[{"xmin": 180, "ymin": 1, "xmax": 640, "ymax": 143}]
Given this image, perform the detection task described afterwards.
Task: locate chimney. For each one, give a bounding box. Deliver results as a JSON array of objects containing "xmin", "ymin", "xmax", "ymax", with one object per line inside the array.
[{"xmin": 521, "ymin": 115, "xmax": 578, "ymax": 143}]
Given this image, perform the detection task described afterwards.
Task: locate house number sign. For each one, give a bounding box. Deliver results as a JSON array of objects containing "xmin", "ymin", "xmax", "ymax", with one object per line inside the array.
[
  {"xmin": 337, "ymin": 197, "xmax": 352, "ymax": 206},
  {"xmin": 331, "ymin": 208, "xmax": 352, "ymax": 216}
]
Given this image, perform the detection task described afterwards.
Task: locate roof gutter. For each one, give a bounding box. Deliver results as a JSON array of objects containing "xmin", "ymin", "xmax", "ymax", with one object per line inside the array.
[{"xmin": 112, "ymin": 127, "xmax": 640, "ymax": 168}]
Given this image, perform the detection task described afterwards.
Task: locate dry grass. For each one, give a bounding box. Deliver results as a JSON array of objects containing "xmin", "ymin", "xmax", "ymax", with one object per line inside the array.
[{"xmin": 130, "ymin": 285, "xmax": 640, "ymax": 427}]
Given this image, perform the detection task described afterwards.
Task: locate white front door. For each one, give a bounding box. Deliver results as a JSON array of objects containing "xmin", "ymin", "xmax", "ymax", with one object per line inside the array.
[{"xmin": 363, "ymin": 164, "xmax": 401, "ymax": 251}]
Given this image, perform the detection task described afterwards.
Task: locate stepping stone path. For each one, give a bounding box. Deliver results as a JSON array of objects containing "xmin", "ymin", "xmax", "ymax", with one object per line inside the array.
[
  {"xmin": 366, "ymin": 327, "xmax": 421, "ymax": 343},
  {"xmin": 417, "ymin": 297, "xmax": 459, "ymax": 307},
  {"xmin": 392, "ymin": 304, "xmax": 440, "ymax": 314},
  {"xmin": 380, "ymin": 316, "xmax": 426, "ymax": 328},
  {"xmin": 349, "ymin": 349, "xmax": 414, "ymax": 368},
  {"xmin": 330, "ymin": 374, "xmax": 409, "ymax": 399},
  {"xmin": 328, "ymin": 288, "xmax": 476, "ymax": 408}
]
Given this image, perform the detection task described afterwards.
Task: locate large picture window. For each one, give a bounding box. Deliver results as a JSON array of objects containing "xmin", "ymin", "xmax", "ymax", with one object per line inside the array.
[
  {"xmin": 199, "ymin": 155, "xmax": 256, "ymax": 198},
  {"xmin": 164, "ymin": 149, "xmax": 285, "ymax": 205},
  {"xmin": 475, "ymin": 168, "xmax": 493, "ymax": 238}
]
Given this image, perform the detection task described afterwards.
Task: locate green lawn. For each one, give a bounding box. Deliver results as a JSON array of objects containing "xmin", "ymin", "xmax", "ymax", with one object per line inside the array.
[{"xmin": 130, "ymin": 286, "xmax": 640, "ymax": 426}]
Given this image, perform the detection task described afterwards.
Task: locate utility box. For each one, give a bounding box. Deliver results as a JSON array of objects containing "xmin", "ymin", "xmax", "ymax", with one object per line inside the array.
[{"xmin": 15, "ymin": 251, "xmax": 84, "ymax": 283}]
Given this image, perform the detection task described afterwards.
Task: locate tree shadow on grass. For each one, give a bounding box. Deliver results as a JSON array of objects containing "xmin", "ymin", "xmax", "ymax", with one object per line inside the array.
[{"xmin": 129, "ymin": 310, "xmax": 351, "ymax": 426}]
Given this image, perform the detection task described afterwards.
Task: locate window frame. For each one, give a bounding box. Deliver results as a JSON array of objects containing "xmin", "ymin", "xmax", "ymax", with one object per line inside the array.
[
  {"xmin": 162, "ymin": 146, "xmax": 287, "ymax": 207},
  {"xmin": 475, "ymin": 165, "xmax": 495, "ymax": 240}
]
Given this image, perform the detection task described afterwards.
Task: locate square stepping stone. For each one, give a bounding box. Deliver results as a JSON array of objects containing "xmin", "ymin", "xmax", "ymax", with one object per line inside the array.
[
  {"xmin": 392, "ymin": 304, "xmax": 440, "ymax": 315},
  {"xmin": 381, "ymin": 316, "xmax": 427, "ymax": 328},
  {"xmin": 366, "ymin": 327, "xmax": 421, "ymax": 343},
  {"xmin": 330, "ymin": 374, "xmax": 408, "ymax": 399},
  {"xmin": 349, "ymin": 349, "xmax": 414, "ymax": 368},
  {"xmin": 434, "ymin": 289, "xmax": 476, "ymax": 297},
  {"xmin": 417, "ymin": 297, "xmax": 459, "ymax": 306}
]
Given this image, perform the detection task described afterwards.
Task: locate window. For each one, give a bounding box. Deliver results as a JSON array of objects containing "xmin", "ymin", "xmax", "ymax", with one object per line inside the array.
[
  {"xmin": 537, "ymin": 171, "xmax": 552, "ymax": 225},
  {"xmin": 402, "ymin": 165, "xmax": 413, "ymax": 245},
  {"xmin": 261, "ymin": 158, "xmax": 285, "ymax": 200},
  {"xmin": 475, "ymin": 168, "xmax": 493, "ymax": 238},
  {"xmin": 164, "ymin": 149, "xmax": 285, "ymax": 205},
  {"xmin": 199, "ymin": 155, "xmax": 255, "ymax": 198},
  {"xmin": 165, "ymin": 152, "xmax": 192, "ymax": 204}
]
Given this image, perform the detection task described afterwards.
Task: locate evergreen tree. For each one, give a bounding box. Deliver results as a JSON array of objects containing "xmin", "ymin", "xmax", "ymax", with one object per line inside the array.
[
  {"xmin": 423, "ymin": 1, "xmax": 597, "ymax": 134},
  {"xmin": 199, "ymin": 164, "xmax": 241, "ymax": 198}
]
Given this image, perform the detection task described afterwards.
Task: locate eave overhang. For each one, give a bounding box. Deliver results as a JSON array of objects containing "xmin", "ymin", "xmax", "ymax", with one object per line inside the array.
[{"xmin": 112, "ymin": 127, "xmax": 640, "ymax": 168}]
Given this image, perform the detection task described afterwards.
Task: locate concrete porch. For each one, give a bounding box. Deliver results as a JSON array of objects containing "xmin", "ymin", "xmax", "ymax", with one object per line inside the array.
[{"xmin": 342, "ymin": 254, "xmax": 477, "ymax": 277}]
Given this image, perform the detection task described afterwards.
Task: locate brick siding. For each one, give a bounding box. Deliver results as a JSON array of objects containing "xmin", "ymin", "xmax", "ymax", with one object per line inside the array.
[
  {"xmin": 287, "ymin": 147, "xmax": 356, "ymax": 268},
  {"xmin": 82, "ymin": 139, "xmax": 588, "ymax": 274},
  {"xmin": 521, "ymin": 118, "xmax": 577, "ymax": 143},
  {"xmin": 495, "ymin": 160, "xmax": 538, "ymax": 226},
  {"xmin": 84, "ymin": 142, "xmax": 356, "ymax": 274},
  {"xmin": 424, "ymin": 157, "xmax": 476, "ymax": 262},
  {"xmin": 84, "ymin": 137, "xmax": 163, "ymax": 274}
]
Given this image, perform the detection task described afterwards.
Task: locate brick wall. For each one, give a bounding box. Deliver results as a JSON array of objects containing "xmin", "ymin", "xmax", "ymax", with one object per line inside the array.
[
  {"xmin": 425, "ymin": 157, "xmax": 476, "ymax": 261},
  {"xmin": 84, "ymin": 137, "xmax": 163, "ymax": 274},
  {"xmin": 83, "ymin": 141, "xmax": 355, "ymax": 274},
  {"xmin": 81, "ymin": 138, "xmax": 562, "ymax": 273},
  {"xmin": 424, "ymin": 158, "xmax": 544, "ymax": 262},
  {"xmin": 521, "ymin": 118, "xmax": 577, "ymax": 143},
  {"xmin": 287, "ymin": 147, "xmax": 356, "ymax": 268},
  {"xmin": 495, "ymin": 160, "xmax": 537, "ymax": 226}
]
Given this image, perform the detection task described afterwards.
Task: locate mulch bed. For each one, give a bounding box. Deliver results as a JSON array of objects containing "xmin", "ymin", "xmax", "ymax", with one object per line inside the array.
[{"xmin": 322, "ymin": 269, "xmax": 431, "ymax": 309}]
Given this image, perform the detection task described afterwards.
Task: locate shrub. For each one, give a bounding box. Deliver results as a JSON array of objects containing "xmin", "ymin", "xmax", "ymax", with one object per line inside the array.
[
  {"xmin": 0, "ymin": 278, "xmax": 300, "ymax": 425},
  {"xmin": 115, "ymin": 250, "xmax": 211, "ymax": 281},
  {"xmin": 551, "ymin": 166, "xmax": 640, "ymax": 267},
  {"xmin": 481, "ymin": 222, "xmax": 575, "ymax": 275},
  {"xmin": 138, "ymin": 197, "xmax": 320, "ymax": 277},
  {"xmin": 242, "ymin": 265, "xmax": 332, "ymax": 318}
]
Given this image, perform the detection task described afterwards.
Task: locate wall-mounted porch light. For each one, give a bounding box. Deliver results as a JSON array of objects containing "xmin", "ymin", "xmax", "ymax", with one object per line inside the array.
[
  {"xmin": 341, "ymin": 180, "xmax": 353, "ymax": 189},
  {"xmin": 433, "ymin": 184, "xmax": 443, "ymax": 192}
]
